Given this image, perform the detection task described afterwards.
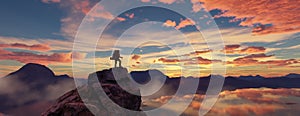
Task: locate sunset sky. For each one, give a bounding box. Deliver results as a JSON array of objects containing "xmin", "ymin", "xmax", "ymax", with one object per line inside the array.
[{"xmin": 0, "ymin": 0, "xmax": 300, "ymax": 78}]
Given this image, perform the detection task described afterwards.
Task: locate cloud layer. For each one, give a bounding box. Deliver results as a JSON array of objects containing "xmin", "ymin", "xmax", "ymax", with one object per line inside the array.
[
  {"xmin": 144, "ymin": 88, "xmax": 300, "ymax": 116},
  {"xmin": 199, "ymin": 0, "xmax": 300, "ymax": 34}
]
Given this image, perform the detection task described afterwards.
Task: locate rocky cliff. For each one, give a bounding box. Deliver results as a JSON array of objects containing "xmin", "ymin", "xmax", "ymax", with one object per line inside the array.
[{"xmin": 42, "ymin": 67, "xmax": 144, "ymax": 116}]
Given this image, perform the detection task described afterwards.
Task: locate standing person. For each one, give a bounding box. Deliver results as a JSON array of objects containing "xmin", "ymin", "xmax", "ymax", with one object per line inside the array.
[{"xmin": 110, "ymin": 50, "xmax": 123, "ymax": 67}]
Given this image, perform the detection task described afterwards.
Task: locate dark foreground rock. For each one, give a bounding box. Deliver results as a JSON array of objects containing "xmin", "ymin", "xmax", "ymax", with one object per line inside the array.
[{"xmin": 42, "ymin": 68, "xmax": 145, "ymax": 116}]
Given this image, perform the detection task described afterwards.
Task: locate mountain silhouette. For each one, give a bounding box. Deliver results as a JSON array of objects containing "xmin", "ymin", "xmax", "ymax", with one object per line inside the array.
[
  {"xmin": 0, "ymin": 63, "xmax": 75, "ymax": 116},
  {"xmin": 130, "ymin": 69, "xmax": 167, "ymax": 84},
  {"xmin": 8, "ymin": 63, "xmax": 55, "ymax": 78},
  {"xmin": 128, "ymin": 71, "xmax": 300, "ymax": 97},
  {"xmin": 285, "ymin": 73, "xmax": 300, "ymax": 78}
]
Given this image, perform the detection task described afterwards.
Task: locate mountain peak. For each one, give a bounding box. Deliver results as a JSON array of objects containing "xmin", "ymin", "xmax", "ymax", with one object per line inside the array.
[
  {"xmin": 7, "ymin": 63, "xmax": 55, "ymax": 78},
  {"xmin": 286, "ymin": 73, "xmax": 300, "ymax": 78}
]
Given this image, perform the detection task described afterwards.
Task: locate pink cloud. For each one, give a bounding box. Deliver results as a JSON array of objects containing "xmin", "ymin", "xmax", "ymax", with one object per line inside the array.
[
  {"xmin": 49, "ymin": 0, "xmax": 114, "ymax": 38},
  {"xmin": 71, "ymin": 52, "xmax": 87, "ymax": 60},
  {"xmin": 128, "ymin": 13, "xmax": 135, "ymax": 19},
  {"xmin": 0, "ymin": 49, "xmax": 85, "ymax": 65},
  {"xmin": 228, "ymin": 54, "xmax": 299, "ymax": 66},
  {"xmin": 243, "ymin": 53, "xmax": 273, "ymax": 59},
  {"xmin": 86, "ymin": 6, "xmax": 114, "ymax": 21},
  {"xmin": 147, "ymin": 88, "xmax": 300, "ymax": 115},
  {"xmin": 0, "ymin": 43, "xmax": 50, "ymax": 51},
  {"xmin": 223, "ymin": 45, "xmax": 266, "ymax": 54},
  {"xmin": 199, "ymin": 0, "xmax": 300, "ymax": 34},
  {"xmin": 125, "ymin": 13, "xmax": 135, "ymax": 19},
  {"xmin": 190, "ymin": 0, "xmax": 203, "ymax": 12},
  {"xmin": 141, "ymin": 0, "xmax": 151, "ymax": 2},
  {"xmin": 158, "ymin": 56, "xmax": 220, "ymax": 65}
]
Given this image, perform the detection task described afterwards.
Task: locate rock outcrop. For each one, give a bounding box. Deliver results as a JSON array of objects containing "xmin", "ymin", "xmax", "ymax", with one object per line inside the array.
[{"xmin": 42, "ymin": 67, "xmax": 144, "ymax": 116}]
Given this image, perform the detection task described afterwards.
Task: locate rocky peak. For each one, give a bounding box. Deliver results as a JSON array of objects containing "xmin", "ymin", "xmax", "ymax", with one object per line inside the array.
[
  {"xmin": 42, "ymin": 68, "xmax": 144, "ymax": 116},
  {"xmin": 7, "ymin": 63, "xmax": 55, "ymax": 78}
]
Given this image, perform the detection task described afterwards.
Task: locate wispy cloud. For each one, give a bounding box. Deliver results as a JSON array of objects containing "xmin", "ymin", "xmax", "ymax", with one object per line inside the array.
[
  {"xmin": 0, "ymin": 43, "xmax": 50, "ymax": 51},
  {"xmin": 228, "ymin": 54, "xmax": 299, "ymax": 67},
  {"xmin": 223, "ymin": 45, "xmax": 266, "ymax": 54}
]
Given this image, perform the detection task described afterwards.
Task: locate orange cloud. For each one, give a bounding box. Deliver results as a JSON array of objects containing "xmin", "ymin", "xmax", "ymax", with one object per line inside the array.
[
  {"xmin": 158, "ymin": 0, "xmax": 176, "ymax": 4},
  {"xmin": 224, "ymin": 44, "xmax": 241, "ymax": 51},
  {"xmin": 0, "ymin": 49, "xmax": 84, "ymax": 65},
  {"xmin": 0, "ymin": 43, "xmax": 50, "ymax": 51},
  {"xmin": 189, "ymin": 101, "xmax": 201, "ymax": 110},
  {"xmin": 163, "ymin": 19, "xmax": 196, "ymax": 29},
  {"xmin": 176, "ymin": 19, "xmax": 196, "ymax": 30},
  {"xmin": 243, "ymin": 53, "xmax": 273, "ymax": 59},
  {"xmin": 224, "ymin": 45, "xmax": 266, "ymax": 54},
  {"xmin": 223, "ymin": 104, "xmax": 281, "ymax": 116},
  {"xmin": 131, "ymin": 54, "xmax": 141, "ymax": 60},
  {"xmin": 116, "ymin": 17, "xmax": 126, "ymax": 22},
  {"xmin": 184, "ymin": 56, "xmax": 221, "ymax": 65},
  {"xmin": 228, "ymin": 54, "xmax": 299, "ymax": 66},
  {"xmin": 158, "ymin": 56, "xmax": 220, "ymax": 65},
  {"xmin": 240, "ymin": 46, "xmax": 266, "ymax": 54},
  {"xmin": 199, "ymin": 0, "xmax": 300, "ymax": 34},
  {"xmin": 163, "ymin": 20, "xmax": 177, "ymax": 27},
  {"xmin": 158, "ymin": 58, "xmax": 180, "ymax": 64},
  {"xmin": 152, "ymin": 95, "xmax": 173, "ymax": 104},
  {"xmin": 186, "ymin": 50, "xmax": 212, "ymax": 56}
]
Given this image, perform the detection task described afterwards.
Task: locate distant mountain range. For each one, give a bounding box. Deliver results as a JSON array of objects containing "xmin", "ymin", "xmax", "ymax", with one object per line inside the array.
[
  {"xmin": 130, "ymin": 70, "xmax": 300, "ymax": 98},
  {"xmin": 0, "ymin": 63, "xmax": 75, "ymax": 116},
  {"xmin": 1, "ymin": 63, "xmax": 300, "ymax": 115}
]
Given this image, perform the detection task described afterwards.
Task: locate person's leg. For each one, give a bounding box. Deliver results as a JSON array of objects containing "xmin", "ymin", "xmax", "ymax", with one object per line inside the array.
[
  {"xmin": 118, "ymin": 59, "xmax": 122, "ymax": 67},
  {"xmin": 114, "ymin": 60, "xmax": 117, "ymax": 68}
]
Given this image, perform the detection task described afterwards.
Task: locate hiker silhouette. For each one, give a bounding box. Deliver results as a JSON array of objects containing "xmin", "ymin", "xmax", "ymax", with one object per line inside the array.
[{"xmin": 110, "ymin": 50, "xmax": 123, "ymax": 67}]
